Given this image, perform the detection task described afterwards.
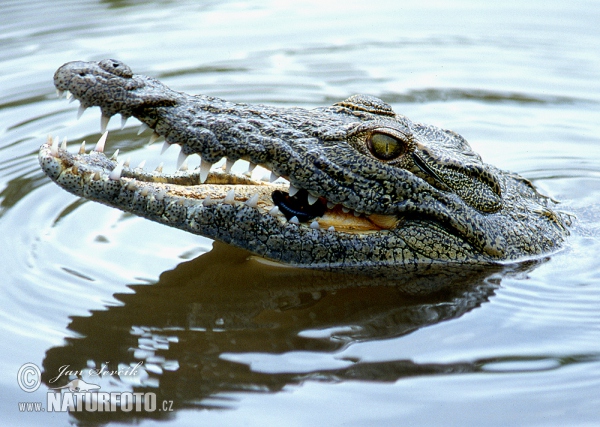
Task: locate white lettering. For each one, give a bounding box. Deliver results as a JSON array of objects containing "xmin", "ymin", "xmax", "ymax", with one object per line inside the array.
[
  {"xmin": 133, "ymin": 392, "xmax": 144, "ymax": 411},
  {"xmin": 60, "ymin": 392, "xmax": 76, "ymax": 412},
  {"xmin": 45, "ymin": 391, "xmax": 159, "ymax": 412},
  {"xmin": 97, "ymin": 392, "xmax": 110, "ymax": 412},
  {"xmin": 47, "ymin": 392, "xmax": 61, "ymax": 412},
  {"xmin": 89, "ymin": 361, "xmax": 144, "ymax": 378},
  {"xmin": 18, "ymin": 402, "xmax": 43, "ymax": 412},
  {"xmin": 84, "ymin": 393, "xmax": 98, "ymax": 412},
  {"xmin": 110, "ymin": 392, "xmax": 120, "ymax": 411},
  {"xmin": 120, "ymin": 392, "xmax": 133, "ymax": 412},
  {"xmin": 144, "ymin": 392, "xmax": 156, "ymax": 412},
  {"xmin": 48, "ymin": 365, "xmax": 82, "ymax": 384}
]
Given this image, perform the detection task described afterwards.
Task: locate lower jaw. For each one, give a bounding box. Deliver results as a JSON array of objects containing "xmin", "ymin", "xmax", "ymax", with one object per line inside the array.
[{"xmin": 40, "ymin": 136, "xmax": 397, "ymax": 234}]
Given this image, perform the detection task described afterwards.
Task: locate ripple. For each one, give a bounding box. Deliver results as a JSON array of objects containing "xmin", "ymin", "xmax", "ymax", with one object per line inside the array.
[
  {"xmin": 1, "ymin": 1, "xmax": 600, "ymax": 426},
  {"xmin": 381, "ymin": 88, "xmax": 594, "ymax": 106}
]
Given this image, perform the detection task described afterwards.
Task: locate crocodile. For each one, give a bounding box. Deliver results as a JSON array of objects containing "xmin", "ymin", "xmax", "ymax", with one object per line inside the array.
[{"xmin": 39, "ymin": 59, "xmax": 570, "ymax": 270}]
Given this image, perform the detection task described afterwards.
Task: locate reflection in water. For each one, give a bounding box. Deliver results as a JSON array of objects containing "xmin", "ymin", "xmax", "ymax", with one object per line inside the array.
[{"xmin": 42, "ymin": 242, "xmax": 541, "ymax": 422}]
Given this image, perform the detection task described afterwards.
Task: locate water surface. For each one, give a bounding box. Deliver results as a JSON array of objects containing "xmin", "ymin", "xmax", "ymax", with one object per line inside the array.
[{"xmin": 1, "ymin": 1, "xmax": 599, "ymax": 425}]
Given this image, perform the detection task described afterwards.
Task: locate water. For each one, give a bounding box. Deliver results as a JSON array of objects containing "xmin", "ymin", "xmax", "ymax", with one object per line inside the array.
[{"xmin": 1, "ymin": 0, "xmax": 600, "ymax": 425}]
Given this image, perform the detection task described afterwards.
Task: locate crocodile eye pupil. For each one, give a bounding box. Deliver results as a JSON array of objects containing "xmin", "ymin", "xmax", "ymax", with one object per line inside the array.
[{"xmin": 367, "ymin": 132, "xmax": 405, "ymax": 160}]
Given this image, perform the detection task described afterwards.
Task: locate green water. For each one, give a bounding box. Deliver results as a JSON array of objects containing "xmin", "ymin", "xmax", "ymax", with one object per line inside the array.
[{"xmin": 1, "ymin": 1, "xmax": 599, "ymax": 425}]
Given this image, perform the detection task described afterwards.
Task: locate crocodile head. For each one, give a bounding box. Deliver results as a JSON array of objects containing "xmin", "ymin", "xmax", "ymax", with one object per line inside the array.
[{"xmin": 39, "ymin": 59, "xmax": 569, "ymax": 269}]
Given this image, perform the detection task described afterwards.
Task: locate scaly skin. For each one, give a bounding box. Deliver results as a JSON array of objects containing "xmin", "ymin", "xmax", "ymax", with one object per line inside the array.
[{"xmin": 38, "ymin": 59, "xmax": 570, "ymax": 270}]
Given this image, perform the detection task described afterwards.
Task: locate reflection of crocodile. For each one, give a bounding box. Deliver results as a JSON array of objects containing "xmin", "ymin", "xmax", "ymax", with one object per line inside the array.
[
  {"xmin": 43, "ymin": 242, "xmax": 524, "ymax": 420},
  {"xmin": 39, "ymin": 59, "xmax": 570, "ymax": 269}
]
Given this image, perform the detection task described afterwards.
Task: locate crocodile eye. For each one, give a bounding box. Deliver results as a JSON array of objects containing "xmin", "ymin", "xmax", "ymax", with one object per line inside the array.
[{"xmin": 367, "ymin": 132, "xmax": 406, "ymax": 160}]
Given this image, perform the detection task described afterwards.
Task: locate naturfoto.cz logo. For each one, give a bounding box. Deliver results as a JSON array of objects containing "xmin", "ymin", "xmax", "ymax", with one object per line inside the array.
[{"xmin": 17, "ymin": 362, "xmax": 174, "ymax": 413}]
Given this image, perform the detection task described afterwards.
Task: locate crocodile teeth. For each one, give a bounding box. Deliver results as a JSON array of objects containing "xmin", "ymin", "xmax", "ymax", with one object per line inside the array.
[
  {"xmin": 177, "ymin": 149, "xmax": 188, "ymax": 170},
  {"xmin": 94, "ymin": 131, "xmax": 108, "ymax": 152},
  {"xmin": 136, "ymin": 160, "xmax": 146, "ymax": 169},
  {"xmin": 148, "ymin": 131, "xmax": 160, "ymax": 145},
  {"xmin": 110, "ymin": 149, "xmax": 120, "ymax": 161},
  {"xmin": 124, "ymin": 157, "xmax": 131, "ymax": 168},
  {"xmin": 223, "ymin": 189, "xmax": 235, "ymax": 204},
  {"xmin": 109, "ymin": 161, "xmax": 124, "ymax": 180},
  {"xmin": 178, "ymin": 157, "xmax": 189, "ymax": 171},
  {"xmin": 270, "ymin": 172, "xmax": 279, "ymax": 183},
  {"xmin": 156, "ymin": 189, "xmax": 167, "ymax": 201},
  {"xmin": 56, "ymin": 89, "xmax": 64, "ymax": 98},
  {"xmin": 199, "ymin": 159, "xmax": 212, "ymax": 184},
  {"xmin": 327, "ymin": 201, "xmax": 335, "ymax": 209},
  {"xmin": 50, "ymin": 136, "xmax": 59, "ymax": 156},
  {"xmin": 161, "ymin": 140, "xmax": 171, "ymax": 154},
  {"xmin": 342, "ymin": 207, "xmax": 350, "ymax": 213},
  {"xmin": 328, "ymin": 226, "xmax": 335, "ymax": 232},
  {"xmin": 245, "ymin": 193, "xmax": 259, "ymax": 208},
  {"xmin": 60, "ymin": 137, "xmax": 68, "ymax": 151},
  {"xmin": 77, "ymin": 104, "xmax": 87, "ymax": 120},
  {"xmin": 307, "ymin": 193, "xmax": 319, "ymax": 205},
  {"xmin": 269, "ymin": 206, "xmax": 280, "ymax": 216},
  {"xmin": 244, "ymin": 162, "xmax": 257, "ymax": 177},
  {"xmin": 202, "ymin": 196, "xmax": 213, "ymax": 206},
  {"xmin": 289, "ymin": 185, "xmax": 300, "ymax": 197},
  {"xmin": 137, "ymin": 123, "xmax": 149, "ymax": 135},
  {"xmin": 224, "ymin": 158, "xmax": 235, "ymax": 173},
  {"xmin": 79, "ymin": 140, "xmax": 86, "ymax": 154},
  {"xmin": 310, "ymin": 220, "xmax": 320, "ymax": 229},
  {"xmin": 100, "ymin": 115, "xmax": 111, "ymax": 133},
  {"xmin": 354, "ymin": 210, "xmax": 361, "ymax": 217},
  {"xmin": 65, "ymin": 90, "xmax": 72, "ymax": 101},
  {"xmin": 289, "ymin": 216, "xmax": 300, "ymax": 224},
  {"xmin": 120, "ymin": 115, "xmax": 129, "ymax": 130},
  {"xmin": 155, "ymin": 163, "xmax": 163, "ymax": 173}
]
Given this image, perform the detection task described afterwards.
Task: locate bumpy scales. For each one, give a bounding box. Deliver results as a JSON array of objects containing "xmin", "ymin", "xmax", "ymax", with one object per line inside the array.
[{"xmin": 39, "ymin": 59, "xmax": 570, "ymax": 269}]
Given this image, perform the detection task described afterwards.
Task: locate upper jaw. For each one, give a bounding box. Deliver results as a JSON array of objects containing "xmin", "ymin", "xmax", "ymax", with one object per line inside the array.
[
  {"xmin": 39, "ymin": 131, "xmax": 398, "ymax": 235},
  {"xmin": 52, "ymin": 60, "xmax": 406, "ymax": 230},
  {"xmin": 49, "ymin": 60, "xmax": 487, "ymax": 245}
]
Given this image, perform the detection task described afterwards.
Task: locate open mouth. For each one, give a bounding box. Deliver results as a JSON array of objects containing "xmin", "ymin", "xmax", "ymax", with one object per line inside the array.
[
  {"xmin": 43, "ymin": 97, "xmax": 399, "ymax": 235},
  {"xmin": 40, "ymin": 59, "xmax": 574, "ymax": 268}
]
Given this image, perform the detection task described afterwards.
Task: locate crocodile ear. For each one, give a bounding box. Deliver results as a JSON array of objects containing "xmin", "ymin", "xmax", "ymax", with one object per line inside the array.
[{"xmin": 335, "ymin": 94, "xmax": 396, "ymax": 117}]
